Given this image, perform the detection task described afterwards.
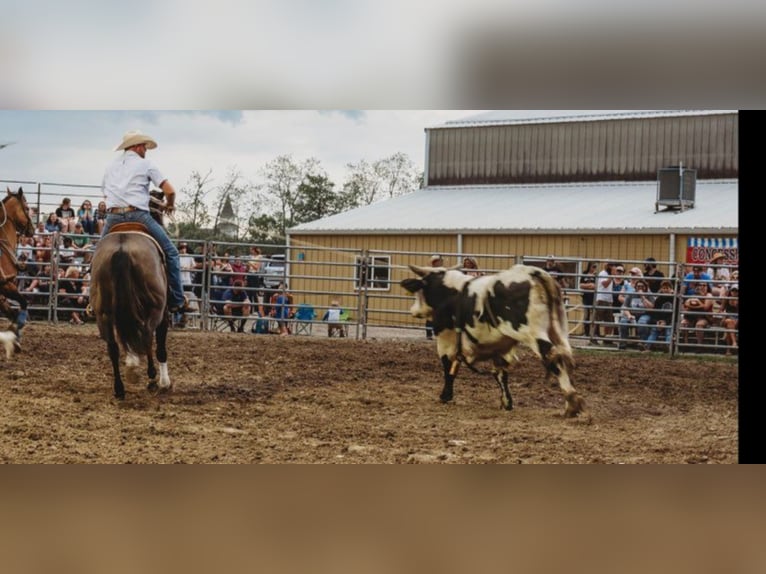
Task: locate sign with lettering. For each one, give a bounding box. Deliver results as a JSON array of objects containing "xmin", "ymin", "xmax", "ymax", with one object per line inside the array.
[{"xmin": 686, "ymin": 237, "xmax": 738, "ymax": 265}]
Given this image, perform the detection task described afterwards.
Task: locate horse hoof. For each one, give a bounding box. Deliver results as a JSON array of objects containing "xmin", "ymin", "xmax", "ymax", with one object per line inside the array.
[{"xmin": 147, "ymin": 381, "xmax": 159, "ymax": 394}]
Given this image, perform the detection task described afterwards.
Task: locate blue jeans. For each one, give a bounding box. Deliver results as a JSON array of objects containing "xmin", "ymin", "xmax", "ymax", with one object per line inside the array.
[
  {"xmin": 618, "ymin": 313, "xmax": 652, "ymax": 341},
  {"xmin": 101, "ymin": 210, "xmax": 186, "ymax": 309},
  {"xmin": 647, "ymin": 323, "xmax": 672, "ymax": 344}
]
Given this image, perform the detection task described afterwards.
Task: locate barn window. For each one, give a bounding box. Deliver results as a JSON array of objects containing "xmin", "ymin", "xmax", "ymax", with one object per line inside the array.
[{"xmin": 355, "ymin": 255, "xmax": 391, "ymax": 290}]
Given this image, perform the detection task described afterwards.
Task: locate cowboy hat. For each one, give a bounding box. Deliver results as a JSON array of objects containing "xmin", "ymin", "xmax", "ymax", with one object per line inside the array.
[
  {"xmin": 710, "ymin": 252, "xmax": 726, "ymax": 262},
  {"xmin": 114, "ymin": 130, "xmax": 157, "ymax": 151}
]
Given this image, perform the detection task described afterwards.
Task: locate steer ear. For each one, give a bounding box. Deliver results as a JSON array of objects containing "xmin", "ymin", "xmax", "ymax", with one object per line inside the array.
[
  {"xmin": 408, "ymin": 264, "xmax": 432, "ymax": 277},
  {"xmin": 401, "ymin": 277, "xmax": 424, "ymax": 293}
]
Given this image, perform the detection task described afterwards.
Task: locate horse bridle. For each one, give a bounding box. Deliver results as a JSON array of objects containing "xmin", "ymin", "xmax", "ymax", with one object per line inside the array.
[{"xmin": 0, "ymin": 193, "xmax": 34, "ymax": 235}]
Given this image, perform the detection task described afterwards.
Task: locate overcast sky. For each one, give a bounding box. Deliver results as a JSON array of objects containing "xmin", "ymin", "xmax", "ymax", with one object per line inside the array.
[{"xmin": 0, "ymin": 110, "xmax": 491, "ymax": 194}]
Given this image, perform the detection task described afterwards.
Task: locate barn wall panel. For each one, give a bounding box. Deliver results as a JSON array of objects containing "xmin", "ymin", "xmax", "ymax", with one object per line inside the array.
[{"xmin": 426, "ymin": 113, "xmax": 737, "ymax": 185}]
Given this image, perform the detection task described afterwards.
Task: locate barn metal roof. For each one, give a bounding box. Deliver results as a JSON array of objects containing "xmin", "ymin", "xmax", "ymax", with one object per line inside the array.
[
  {"xmin": 289, "ymin": 179, "xmax": 738, "ymax": 235},
  {"xmin": 431, "ymin": 110, "xmax": 737, "ymax": 129}
]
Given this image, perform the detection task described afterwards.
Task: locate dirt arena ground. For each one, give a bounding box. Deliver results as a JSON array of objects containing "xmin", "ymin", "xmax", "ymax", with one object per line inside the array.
[{"xmin": 0, "ymin": 323, "xmax": 738, "ymax": 463}]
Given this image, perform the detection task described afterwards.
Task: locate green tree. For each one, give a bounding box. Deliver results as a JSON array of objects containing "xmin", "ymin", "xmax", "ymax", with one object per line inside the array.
[{"xmin": 293, "ymin": 173, "xmax": 343, "ymax": 224}]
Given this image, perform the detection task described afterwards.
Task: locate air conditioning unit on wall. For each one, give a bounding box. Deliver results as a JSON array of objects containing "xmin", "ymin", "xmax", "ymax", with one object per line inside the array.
[{"xmin": 656, "ymin": 165, "xmax": 696, "ymax": 213}]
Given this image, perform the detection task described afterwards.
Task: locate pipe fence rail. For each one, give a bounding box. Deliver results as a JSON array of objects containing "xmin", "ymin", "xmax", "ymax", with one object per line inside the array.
[{"xmin": 8, "ymin": 230, "xmax": 739, "ymax": 357}]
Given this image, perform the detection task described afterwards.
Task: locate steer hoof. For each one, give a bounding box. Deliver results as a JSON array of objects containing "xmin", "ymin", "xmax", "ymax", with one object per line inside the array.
[
  {"xmin": 439, "ymin": 393, "xmax": 453, "ymax": 403},
  {"xmin": 564, "ymin": 393, "xmax": 586, "ymax": 417}
]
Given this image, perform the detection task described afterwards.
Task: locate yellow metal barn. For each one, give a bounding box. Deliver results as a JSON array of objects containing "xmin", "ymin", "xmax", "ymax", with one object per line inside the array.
[{"xmin": 287, "ymin": 111, "xmax": 739, "ymax": 330}]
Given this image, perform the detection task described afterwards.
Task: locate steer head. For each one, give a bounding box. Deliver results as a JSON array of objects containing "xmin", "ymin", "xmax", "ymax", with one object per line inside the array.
[{"xmin": 400, "ymin": 264, "xmax": 463, "ymax": 319}]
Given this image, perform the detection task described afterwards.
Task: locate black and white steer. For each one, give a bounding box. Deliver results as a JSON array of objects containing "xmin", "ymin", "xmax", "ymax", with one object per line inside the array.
[{"xmin": 401, "ymin": 264, "xmax": 586, "ymax": 417}]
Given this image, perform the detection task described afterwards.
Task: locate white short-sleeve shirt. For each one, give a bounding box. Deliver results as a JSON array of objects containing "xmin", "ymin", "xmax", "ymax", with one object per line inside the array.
[{"xmin": 102, "ymin": 150, "xmax": 166, "ymax": 211}]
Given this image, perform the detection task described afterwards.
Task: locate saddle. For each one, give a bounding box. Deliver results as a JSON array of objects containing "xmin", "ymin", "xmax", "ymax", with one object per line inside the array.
[{"xmin": 106, "ymin": 222, "xmax": 165, "ymax": 263}]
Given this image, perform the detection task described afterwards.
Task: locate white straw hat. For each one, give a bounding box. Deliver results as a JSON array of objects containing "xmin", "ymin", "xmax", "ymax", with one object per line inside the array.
[{"xmin": 114, "ymin": 130, "xmax": 158, "ymax": 151}]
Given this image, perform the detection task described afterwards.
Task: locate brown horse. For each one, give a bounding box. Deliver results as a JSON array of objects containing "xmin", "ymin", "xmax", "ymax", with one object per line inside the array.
[
  {"xmin": 0, "ymin": 187, "xmax": 35, "ymax": 341},
  {"xmin": 89, "ymin": 221, "xmax": 171, "ymax": 400}
]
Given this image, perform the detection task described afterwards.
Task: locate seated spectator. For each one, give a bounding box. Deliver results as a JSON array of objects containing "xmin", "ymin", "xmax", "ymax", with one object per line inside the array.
[
  {"xmin": 617, "ymin": 278, "xmax": 654, "ymax": 349},
  {"xmin": 646, "ymin": 279, "xmax": 676, "ymax": 347},
  {"xmin": 269, "ymin": 282, "xmax": 294, "ymax": 336},
  {"xmin": 16, "ymin": 235, "xmax": 35, "ymax": 262},
  {"xmin": 323, "ymin": 298, "xmax": 347, "ymax": 337},
  {"xmin": 680, "ymin": 281, "xmax": 715, "ymax": 346},
  {"xmin": 94, "ymin": 201, "xmax": 108, "ymax": 235},
  {"xmin": 643, "ymin": 257, "xmax": 665, "ymax": 293},
  {"xmin": 44, "ymin": 212, "xmax": 63, "ymax": 233},
  {"xmin": 58, "ymin": 266, "xmax": 87, "ymax": 324},
  {"xmin": 720, "ymin": 284, "xmax": 738, "ymax": 355},
  {"xmin": 229, "ymin": 256, "xmax": 248, "ymax": 286},
  {"xmin": 59, "ymin": 236, "xmax": 76, "ymax": 266},
  {"xmin": 705, "ymin": 252, "xmax": 731, "ymax": 297},
  {"xmin": 72, "ymin": 221, "xmax": 91, "ymax": 249},
  {"xmin": 222, "ymin": 279, "xmax": 251, "ymax": 332},
  {"xmin": 682, "ymin": 265, "xmax": 712, "ymax": 295},
  {"xmin": 55, "ymin": 197, "xmax": 77, "ymax": 233},
  {"xmin": 77, "ymin": 200, "xmax": 96, "ymax": 235}
]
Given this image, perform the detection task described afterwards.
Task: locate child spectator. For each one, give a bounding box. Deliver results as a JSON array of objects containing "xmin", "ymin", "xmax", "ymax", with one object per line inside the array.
[
  {"xmin": 680, "ymin": 281, "xmax": 714, "ymax": 346},
  {"xmin": 270, "ymin": 282, "xmax": 294, "ymax": 336}
]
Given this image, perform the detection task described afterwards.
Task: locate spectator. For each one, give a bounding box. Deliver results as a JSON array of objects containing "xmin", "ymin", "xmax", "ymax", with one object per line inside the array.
[
  {"xmin": 94, "ymin": 201, "xmax": 108, "ymax": 235},
  {"xmin": 579, "ymin": 261, "xmax": 598, "ymax": 338},
  {"xmin": 270, "ymin": 282, "xmax": 294, "ymax": 336},
  {"xmin": 208, "ymin": 257, "xmax": 228, "ymax": 314},
  {"xmin": 247, "ymin": 246, "xmax": 265, "ymax": 289},
  {"xmin": 34, "ymin": 219, "xmax": 47, "ymax": 237},
  {"xmin": 16, "ymin": 235, "xmax": 35, "ymax": 262},
  {"xmin": 222, "ymin": 279, "xmax": 251, "ymax": 333},
  {"xmin": 643, "ymin": 257, "xmax": 665, "ymax": 293},
  {"xmin": 178, "ymin": 242, "xmax": 196, "ymax": 293},
  {"xmin": 612, "ymin": 264, "xmax": 633, "ymax": 309},
  {"xmin": 424, "ymin": 254, "xmax": 444, "ymax": 340},
  {"xmin": 323, "ymin": 298, "xmax": 347, "ymax": 337},
  {"xmin": 15, "ymin": 254, "xmax": 34, "ymax": 292},
  {"xmin": 646, "ymin": 279, "xmax": 677, "ymax": 348},
  {"xmin": 71, "ymin": 221, "xmax": 90, "ymax": 249},
  {"xmin": 682, "ymin": 265, "xmax": 712, "ymax": 295},
  {"xmin": 594, "ymin": 261, "xmax": 617, "ymax": 342},
  {"xmin": 720, "ymin": 284, "xmax": 739, "ymax": 355},
  {"xmin": 617, "ymin": 278, "xmax": 655, "ymax": 350},
  {"xmin": 462, "ymin": 256, "xmax": 481, "ymax": 277},
  {"xmin": 228, "ymin": 255, "xmax": 248, "ymax": 286},
  {"xmin": 44, "ymin": 212, "xmax": 63, "ymax": 233},
  {"xmin": 59, "ymin": 236, "xmax": 76, "ymax": 266},
  {"xmin": 706, "ymin": 252, "xmax": 731, "ymax": 297},
  {"xmin": 55, "ymin": 197, "xmax": 77, "ymax": 233},
  {"xmin": 24, "ymin": 263, "xmax": 53, "ymax": 309},
  {"xmin": 58, "ymin": 266, "xmax": 86, "ymax": 324},
  {"xmin": 680, "ymin": 281, "xmax": 714, "ymax": 346},
  {"xmin": 544, "ymin": 255, "xmax": 566, "ymax": 288},
  {"xmin": 626, "ymin": 266, "xmax": 643, "ymax": 286},
  {"xmin": 77, "ymin": 200, "xmax": 96, "ymax": 234}
]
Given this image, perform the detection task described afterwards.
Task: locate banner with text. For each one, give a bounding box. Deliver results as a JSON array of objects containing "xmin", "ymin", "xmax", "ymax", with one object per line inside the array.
[{"xmin": 686, "ymin": 237, "xmax": 738, "ymax": 266}]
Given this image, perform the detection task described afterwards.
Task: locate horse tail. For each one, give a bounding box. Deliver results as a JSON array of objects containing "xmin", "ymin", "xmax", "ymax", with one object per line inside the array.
[{"xmin": 111, "ymin": 242, "xmax": 152, "ymax": 354}]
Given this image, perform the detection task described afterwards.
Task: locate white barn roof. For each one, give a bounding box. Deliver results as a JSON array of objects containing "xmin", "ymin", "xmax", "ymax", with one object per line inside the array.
[
  {"xmin": 432, "ymin": 110, "xmax": 737, "ymax": 129},
  {"xmin": 289, "ymin": 179, "xmax": 738, "ymax": 235}
]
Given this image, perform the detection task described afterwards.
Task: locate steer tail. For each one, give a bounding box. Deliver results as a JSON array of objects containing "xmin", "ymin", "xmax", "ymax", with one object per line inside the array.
[
  {"xmin": 111, "ymin": 245, "xmax": 152, "ymax": 355},
  {"xmin": 533, "ymin": 270, "xmax": 574, "ymax": 369}
]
